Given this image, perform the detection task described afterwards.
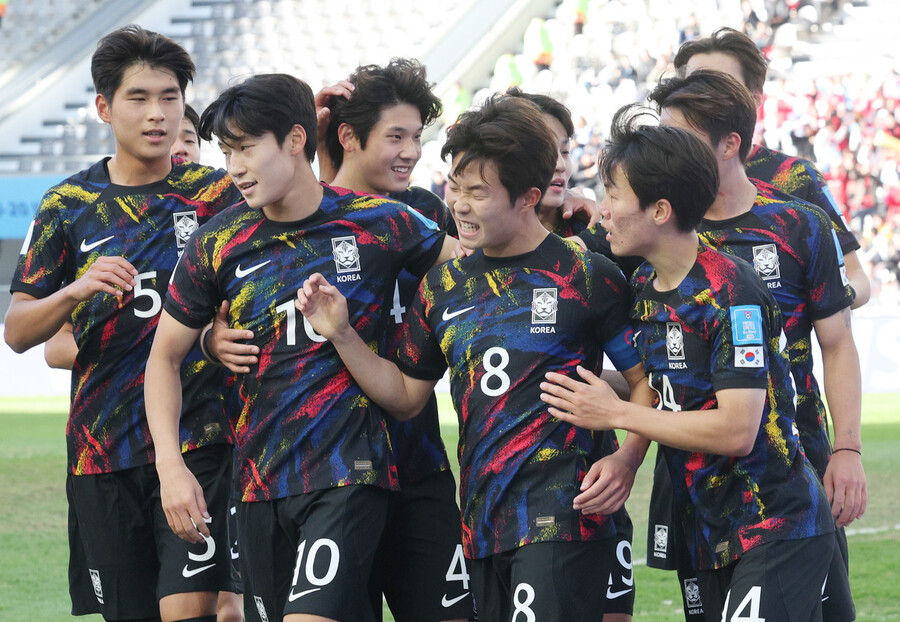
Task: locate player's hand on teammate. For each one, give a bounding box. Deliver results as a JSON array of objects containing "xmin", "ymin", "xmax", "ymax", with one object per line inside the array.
[
  {"xmin": 68, "ymin": 255, "xmax": 137, "ymax": 301},
  {"xmin": 295, "ymin": 273, "xmax": 349, "ymax": 340},
  {"xmin": 824, "ymin": 450, "xmax": 867, "ymax": 527},
  {"xmin": 452, "ymin": 237, "xmax": 474, "ymax": 258},
  {"xmin": 314, "ymin": 80, "xmax": 354, "ymax": 184},
  {"xmin": 574, "ymin": 452, "xmax": 637, "ymax": 515},
  {"xmin": 561, "ymin": 188, "xmax": 602, "ymax": 227},
  {"xmin": 208, "ymin": 301, "xmax": 257, "ymax": 374},
  {"xmin": 541, "ymin": 365, "xmax": 620, "ymax": 430},
  {"xmin": 156, "ymin": 460, "xmax": 211, "ymax": 544}
]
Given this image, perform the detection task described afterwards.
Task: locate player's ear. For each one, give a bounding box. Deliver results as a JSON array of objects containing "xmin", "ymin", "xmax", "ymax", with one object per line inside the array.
[
  {"xmin": 289, "ymin": 124, "xmax": 307, "ymax": 156},
  {"xmin": 651, "ymin": 198, "xmax": 675, "ymax": 226},
  {"xmin": 337, "ymin": 123, "xmax": 359, "ymax": 153},
  {"xmin": 96, "ymin": 94, "xmax": 112, "ymax": 124},
  {"xmin": 721, "ymin": 131, "xmax": 742, "ymax": 162},
  {"xmin": 519, "ymin": 187, "xmax": 542, "ymax": 212}
]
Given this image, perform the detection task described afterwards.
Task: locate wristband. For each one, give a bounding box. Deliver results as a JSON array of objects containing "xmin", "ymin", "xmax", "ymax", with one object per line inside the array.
[
  {"xmin": 832, "ymin": 447, "xmax": 861, "ymax": 456},
  {"xmin": 200, "ymin": 325, "xmax": 223, "ymax": 366}
]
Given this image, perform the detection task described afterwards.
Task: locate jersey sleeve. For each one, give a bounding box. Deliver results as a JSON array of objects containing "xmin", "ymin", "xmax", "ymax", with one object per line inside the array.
[
  {"xmin": 709, "ymin": 294, "xmax": 774, "ymax": 393},
  {"xmin": 800, "ymin": 207, "xmax": 854, "ymax": 320},
  {"xmin": 390, "ymin": 201, "xmax": 447, "ymax": 279},
  {"xmin": 797, "ymin": 160, "xmax": 860, "ymax": 254},
  {"xmin": 396, "ymin": 277, "xmax": 447, "ymax": 381},
  {"xmin": 163, "ymin": 227, "xmax": 220, "ymax": 329},
  {"xmin": 10, "ymin": 188, "xmax": 69, "ymax": 298},
  {"xmin": 589, "ymin": 254, "xmax": 641, "ymax": 371}
]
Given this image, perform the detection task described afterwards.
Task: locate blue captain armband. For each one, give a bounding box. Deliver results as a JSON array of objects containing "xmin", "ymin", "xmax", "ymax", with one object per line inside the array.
[{"xmin": 604, "ymin": 327, "xmax": 641, "ymax": 371}]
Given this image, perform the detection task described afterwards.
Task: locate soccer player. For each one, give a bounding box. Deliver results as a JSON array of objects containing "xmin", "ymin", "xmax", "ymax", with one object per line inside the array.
[
  {"xmin": 5, "ymin": 25, "xmax": 241, "ymax": 622},
  {"xmin": 207, "ymin": 58, "xmax": 473, "ymax": 622},
  {"xmin": 540, "ymin": 107, "xmax": 843, "ymax": 622},
  {"xmin": 504, "ymin": 86, "xmax": 638, "ymax": 622},
  {"xmin": 673, "ymin": 26, "xmax": 871, "ymax": 307},
  {"xmin": 172, "ymin": 103, "xmax": 202, "ymax": 162},
  {"xmin": 145, "ymin": 72, "xmax": 457, "ymax": 622},
  {"xmin": 649, "ymin": 69, "xmax": 862, "ymax": 620},
  {"xmin": 43, "ymin": 103, "xmax": 203, "ymax": 370},
  {"xmin": 296, "ymin": 94, "xmax": 653, "ymax": 621}
]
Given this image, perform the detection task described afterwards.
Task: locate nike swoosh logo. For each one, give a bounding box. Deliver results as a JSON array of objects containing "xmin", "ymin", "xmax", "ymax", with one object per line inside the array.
[
  {"xmin": 441, "ymin": 592, "xmax": 469, "ymax": 607},
  {"xmin": 235, "ymin": 260, "xmax": 271, "ymax": 278},
  {"xmin": 182, "ymin": 563, "xmax": 215, "ymax": 578},
  {"xmin": 288, "ymin": 587, "xmax": 321, "ymax": 601},
  {"xmin": 606, "ymin": 587, "xmax": 633, "ymax": 599},
  {"xmin": 442, "ymin": 306, "xmax": 474, "ymax": 321},
  {"xmin": 80, "ymin": 236, "xmax": 115, "ymax": 252}
]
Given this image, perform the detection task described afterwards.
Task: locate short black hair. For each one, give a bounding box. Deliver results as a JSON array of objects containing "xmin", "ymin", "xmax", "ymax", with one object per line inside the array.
[
  {"xmin": 648, "ymin": 70, "xmax": 758, "ymax": 163},
  {"xmin": 325, "ymin": 58, "xmax": 442, "ymax": 169},
  {"xmin": 199, "ymin": 73, "xmax": 317, "ymax": 161},
  {"xmin": 505, "ymin": 87, "xmax": 574, "ymax": 137},
  {"xmin": 599, "ymin": 104, "xmax": 719, "ymax": 233},
  {"xmin": 91, "ymin": 24, "xmax": 195, "ymax": 103},
  {"xmin": 183, "ymin": 104, "xmax": 200, "ymax": 134},
  {"xmin": 441, "ymin": 94, "xmax": 557, "ymax": 207},
  {"xmin": 673, "ymin": 26, "xmax": 768, "ymax": 95}
]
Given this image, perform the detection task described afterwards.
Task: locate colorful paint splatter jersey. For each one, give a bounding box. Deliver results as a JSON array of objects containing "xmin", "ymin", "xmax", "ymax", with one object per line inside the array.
[
  {"xmin": 11, "ymin": 158, "xmax": 241, "ymax": 475},
  {"xmin": 382, "ymin": 186, "xmax": 454, "ymax": 484},
  {"xmin": 746, "ymin": 144, "xmax": 859, "ymax": 253},
  {"xmin": 631, "ymin": 244, "xmax": 833, "ymax": 570},
  {"xmin": 165, "ymin": 184, "xmax": 445, "ymax": 502},
  {"xmin": 699, "ymin": 188, "xmax": 853, "ymax": 477},
  {"xmin": 398, "ymin": 234, "xmax": 641, "ymax": 559}
]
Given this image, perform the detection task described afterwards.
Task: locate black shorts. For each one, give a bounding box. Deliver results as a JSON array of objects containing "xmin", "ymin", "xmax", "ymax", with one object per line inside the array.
[
  {"xmin": 470, "ymin": 538, "xmax": 615, "ymax": 621},
  {"xmin": 227, "ymin": 498, "xmax": 244, "ymax": 594},
  {"xmin": 603, "ymin": 507, "xmax": 636, "ymax": 616},
  {"xmin": 697, "ymin": 533, "xmax": 836, "ymax": 622},
  {"xmin": 822, "ymin": 528, "xmax": 855, "ymax": 622},
  {"xmin": 646, "ymin": 449, "xmax": 679, "ymax": 571},
  {"xmin": 373, "ymin": 469, "xmax": 474, "ymax": 621},
  {"xmin": 238, "ymin": 485, "xmax": 389, "ymax": 622},
  {"xmin": 67, "ymin": 444, "xmax": 235, "ymax": 619}
]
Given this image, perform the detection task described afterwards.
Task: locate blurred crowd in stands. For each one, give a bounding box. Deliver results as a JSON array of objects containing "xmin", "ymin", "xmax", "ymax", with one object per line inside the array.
[{"xmin": 426, "ymin": 0, "xmax": 899, "ymax": 306}]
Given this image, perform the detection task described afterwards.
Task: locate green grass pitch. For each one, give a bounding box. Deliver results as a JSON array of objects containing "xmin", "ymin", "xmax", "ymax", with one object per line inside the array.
[{"xmin": 0, "ymin": 394, "xmax": 897, "ymax": 621}]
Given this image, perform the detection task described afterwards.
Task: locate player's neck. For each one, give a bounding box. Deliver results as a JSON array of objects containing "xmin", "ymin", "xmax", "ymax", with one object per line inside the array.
[
  {"xmin": 331, "ymin": 166, "xmax": 388, "ymax": 197},
  {"xmin": 106, "ymin": 152, "xmax": 172, "ymax": 186},
  {"xmin": 647, "ymin": 230, "xmax": 699, "ymax": 292},
  {"xmin": 537, "ymin": 202, "xmax": 561, "ymax": 233},
  {"xmin": 261, "ymin": 165, "xmax": 324, "ymax": 222},
  {"xmin": 483, "ymin": 217, "xmax": 550, "ymax": 258},
  {"xmin": 705, "ymin": 166, "xmax": 757, "ymax": 221}
]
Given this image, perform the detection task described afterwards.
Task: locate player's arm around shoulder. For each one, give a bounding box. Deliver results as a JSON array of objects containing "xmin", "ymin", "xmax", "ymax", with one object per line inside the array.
[
  {"xmin": 296, "ymin": 273, "xmax": 437, "ymax": 419},
  {"xmin": 145, "ymin": 310, "xmax": 210, "ymax": 544},
  {"xmin": 813, "ymin": 307, "xmax": 866, "ymax": 526}
]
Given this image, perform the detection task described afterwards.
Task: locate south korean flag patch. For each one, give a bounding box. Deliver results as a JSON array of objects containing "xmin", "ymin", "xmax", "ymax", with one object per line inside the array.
[{"xmin": 731, "ymin": 305, "xmax": 764, "ymax": 368}]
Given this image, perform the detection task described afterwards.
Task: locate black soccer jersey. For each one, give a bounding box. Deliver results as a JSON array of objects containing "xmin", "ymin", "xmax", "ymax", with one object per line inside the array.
[
  {"xmin": 397, "ymin": 234, "xmax": 641, "ymax": 559},
  {"xmin": 165, "ymin": 184, "xmax": 446, "ymax": 502},
  {"xmin": 699, "ymin": 186, "xmax": 854, "ymax": 477},
  {"xmin": 631, "ymin": 244, "xmax": 834, "ymax": 570},
  {"xmin": 745, "ymin": 144, "xmax": 859, "ymax": 254},
  {"xmin": 11, "ymin": 158, "xmax": 241, "ymax": 475},
  {"xmin": 383, "ymin": 186, "xmax": 454, "ymax": 484}
]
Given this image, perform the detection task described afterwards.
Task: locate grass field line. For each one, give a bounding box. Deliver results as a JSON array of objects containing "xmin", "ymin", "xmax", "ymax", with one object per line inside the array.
[{"xmin": 845, "ymin": 523, "xmax": 900, "ymax": 536}]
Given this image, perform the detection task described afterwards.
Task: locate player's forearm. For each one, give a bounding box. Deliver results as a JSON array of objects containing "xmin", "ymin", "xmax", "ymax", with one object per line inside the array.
[
  {"xmin": 4, "ymin": 290, "xmax": 81, "ymax": 353},
  {"xmin": 328, "ymin": 327, "xmax": 429, "ymax": 420},
  {"xmin": 43, "ymin": 324, "xmax": 77, "ymax": 369},
  {"xmin": 145, "ymin": 352, "xmax": 188, "ymax": 465},
  {"xmin": 820, "ymin": 339, "xmax": 863, "ymax": 451},
  {"xmin": 616, "ymin": 432, "xmax": 651, "ymax": 472},
  {"xmin": 612, "ymin": 398, "xmax": 760, "ymax": 456},
  {"xmin": 844, "ymin": 251, "xmax": 870, "ymax": 308}
]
